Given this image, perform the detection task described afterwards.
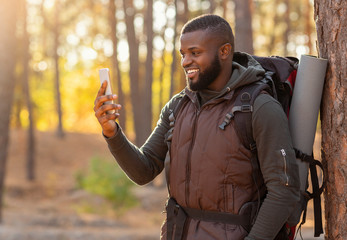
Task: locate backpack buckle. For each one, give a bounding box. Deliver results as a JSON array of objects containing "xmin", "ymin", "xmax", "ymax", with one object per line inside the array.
[{"xmin": 241, "ymin": 104, "xmax": 253, "ymax": 112}]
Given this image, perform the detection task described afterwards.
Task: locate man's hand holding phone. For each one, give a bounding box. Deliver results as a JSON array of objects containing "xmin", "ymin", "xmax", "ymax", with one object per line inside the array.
[{"xmin": 94, "ymin": 68, "xmax": 121, "ymax": 138}]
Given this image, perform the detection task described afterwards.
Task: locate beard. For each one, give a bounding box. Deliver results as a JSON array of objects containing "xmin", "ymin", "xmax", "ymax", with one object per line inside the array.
[{"xmin": 187, "ymin": 53, "xmax": 222, "ymax": 91}]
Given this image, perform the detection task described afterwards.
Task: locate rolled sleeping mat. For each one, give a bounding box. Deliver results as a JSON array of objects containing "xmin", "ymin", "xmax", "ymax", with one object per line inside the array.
[{"xmin": 288, "ymin": 55, "xmax": 328, "ymax": 191}]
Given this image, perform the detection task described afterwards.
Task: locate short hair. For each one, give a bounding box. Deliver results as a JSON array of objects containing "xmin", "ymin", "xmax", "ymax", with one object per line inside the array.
[{"xmin": 181, "ymin": 14, "xmax": 234, "ymax": 49}]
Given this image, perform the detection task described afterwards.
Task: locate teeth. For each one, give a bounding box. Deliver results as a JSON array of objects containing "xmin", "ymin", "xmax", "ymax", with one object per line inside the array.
[{"xmin": 187, "ymin": 69, "xmax": 199, "ymax": 74}]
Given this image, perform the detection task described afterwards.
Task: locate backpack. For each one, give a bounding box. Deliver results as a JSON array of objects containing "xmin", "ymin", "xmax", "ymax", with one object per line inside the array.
[{"xmin": 165, "ymin": 55, "xmax": 326, "ymax": 239}]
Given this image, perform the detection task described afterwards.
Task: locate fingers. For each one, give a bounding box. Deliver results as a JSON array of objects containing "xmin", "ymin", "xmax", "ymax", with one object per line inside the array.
[
  {"xmin": 94, "ymin": 80, "xmax": 112, "ymax": 107},
  {"xmin": 96, "ymin": 80, "xmax": 107, "ymax": 97},
  {"xmin": 97, "ymin": 111, "xmax": 120, "ymax": 125},
  {"xmin": 94, "ymin": 94, "xmax": 118, "ymax": 112},
  {"xmin": 94, "ymin": 81, "xmax": 120, "ymax": 137},
  {"xmin": 94, "ymin": 103, "xmax": 122, "ymax": 119}
]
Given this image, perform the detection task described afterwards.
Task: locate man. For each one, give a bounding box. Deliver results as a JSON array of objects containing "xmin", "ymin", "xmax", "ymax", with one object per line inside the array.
[{"xmin": 94, "ymin": 14, "xmax": 300, "ymax": 240}]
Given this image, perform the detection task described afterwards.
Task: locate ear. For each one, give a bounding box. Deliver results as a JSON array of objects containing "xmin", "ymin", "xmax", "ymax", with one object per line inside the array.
[{"xmin": 219, "ymin": 43, "xmax": 232, "ymax": 60}]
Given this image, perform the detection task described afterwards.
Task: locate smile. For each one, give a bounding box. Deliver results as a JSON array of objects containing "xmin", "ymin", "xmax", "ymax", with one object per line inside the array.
[
  {"xmin": 186, "ymin": 69, "xmax": 199, "ymax": 74},
  {"xmin": 186, "ymin": 68, "xmax": 200, "ymax": 79}
]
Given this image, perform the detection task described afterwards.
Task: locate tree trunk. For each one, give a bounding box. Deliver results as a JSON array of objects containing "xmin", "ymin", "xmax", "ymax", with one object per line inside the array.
[
  {"xmin": 268, "ymin": 0, "xmax": 280, "ymax": 54},
  {"xmin": 21, "ymin": 0, "xmax": 36, "ymax": 180},
  {"xmin": 123, "ymin": 0, "xmax": 144, "ymax": 146},
  {"xmin": 53, "ymin": 0, "xmax": 64, "ymax": 138},
  {"xmin": 158, "ymin": 22, "xmax": 168, "ymax": 110},
  {"xmin": 13, "ymin": 1, "xmax": 25, "ymax": 129},
  {"xmin": 0, "ymin": 0, "xmax": 18, "ymax": 222},
  {"xmin": 314, "ymin": 0, "xmax": 347, "ymax": 239},
  {"xmin": 222, "ymin": 0, "xmax": 228, "ymax": 19},
  {"xmin": 283, "ymin": 0, "xmax": 290, "ymax": 56},
  {"xmin": 209, "ymin": 0, "xmax": 216, "ymax": 13},
  {"xmin": 305, "ymin": 0, "xmax": 313, "ymax": 55},
  {"xmin": 170, "ymin": 0, "xmax": 179, "ymax": 98},
  {"xmin": 234, "ymin": 0, "xmax": 254, "ymax": 54},
  {"xmin": 144, "ymin": 0, "xmax": 153, "ymax": 132},
  {"xmin": 182, "ymin": 0, "xmax": 189, "ymax": 22},
  {"xmin": 170, "ymin": 0, "xmax": 189, "ymax": 97},
  {"xmin": 108, "ymin": 0, "xmax": 126, "ymax": 131}
]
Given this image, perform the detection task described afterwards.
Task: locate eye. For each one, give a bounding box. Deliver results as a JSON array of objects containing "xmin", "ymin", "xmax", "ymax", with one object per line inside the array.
[{"xmin": 192, "ymin": 51, "xmax": 200, "ymax": 56}]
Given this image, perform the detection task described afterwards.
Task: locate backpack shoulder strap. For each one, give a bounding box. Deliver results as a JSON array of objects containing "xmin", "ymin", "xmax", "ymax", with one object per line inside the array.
[
  {"xmin": 231, "ymin": 81, "xmax": 271, "ymax": 150},
  {"xmin": 222, "ymin": 81, "xmax": 272, "ymax": 223}
]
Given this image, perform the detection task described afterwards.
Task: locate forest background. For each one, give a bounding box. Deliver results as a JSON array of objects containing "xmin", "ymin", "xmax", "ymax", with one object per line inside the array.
[
  {"xmin": 1, "ymin": 0, "xmax": 346, "ymax": 239},
  {"xmin": 8, "ymin": 0, "xmax": 318, "ymax": 143}
]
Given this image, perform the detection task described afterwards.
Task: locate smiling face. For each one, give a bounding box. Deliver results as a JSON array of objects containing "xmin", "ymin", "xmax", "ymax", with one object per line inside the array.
[{"xmin": 180, "ymin": 29, "xmax": 230, "ymax": 92}]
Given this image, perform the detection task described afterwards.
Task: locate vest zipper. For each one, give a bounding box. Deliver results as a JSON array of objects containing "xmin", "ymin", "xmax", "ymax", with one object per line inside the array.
[
  {"xmin": 185, "ymin": 109, "xmax": 200, "ymax": 206},
  {"xmin": 280, "ymin": 149, "xmax": 289, "ymax": 186}
]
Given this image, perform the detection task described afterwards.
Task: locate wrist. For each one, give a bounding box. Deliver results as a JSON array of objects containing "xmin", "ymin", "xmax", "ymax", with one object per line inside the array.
[{"xmin": 103, "ymin": 128, "xmax": 117, "ymax": 138}]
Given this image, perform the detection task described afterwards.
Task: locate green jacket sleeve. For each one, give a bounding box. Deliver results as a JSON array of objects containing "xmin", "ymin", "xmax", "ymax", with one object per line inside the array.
[
  {"xmin": 246, "ymin": 94, "xmax": 301, "ymax": 240},
  {"xmin": 104, "ymin": 94, "xmax": 181, "ymax": 185}
]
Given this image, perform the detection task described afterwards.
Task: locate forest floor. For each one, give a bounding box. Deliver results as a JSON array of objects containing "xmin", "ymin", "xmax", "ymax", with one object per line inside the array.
[{"xmin": 1, "ymin": 129, "xmax": 324, "ymax": 240}]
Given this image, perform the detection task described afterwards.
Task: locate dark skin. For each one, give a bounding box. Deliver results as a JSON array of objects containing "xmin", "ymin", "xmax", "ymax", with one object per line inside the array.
[
  {"xmin": 94, "ymin": 29, "xmax": 233, "ymax": 138},
  {"xmin": 94, "ymin": 80, "xmax": 121, "ymax": 138},
  {"xmin": 180, "ymin": 29, "xmax": 233, "ymax": 92}
]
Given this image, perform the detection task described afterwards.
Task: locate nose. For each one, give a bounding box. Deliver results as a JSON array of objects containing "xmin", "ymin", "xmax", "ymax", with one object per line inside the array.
[{"xmin": 181, "ymin": 54, "xmax": 192, "ymax": 68}]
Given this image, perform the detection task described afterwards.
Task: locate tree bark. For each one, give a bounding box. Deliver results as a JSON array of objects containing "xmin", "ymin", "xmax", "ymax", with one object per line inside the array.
[
  {"xmin": 314, "ymin": 0, "xmax": 347, "ymax": 239},
  {"xmin": 0, "ymin": 0, "xmax": 18, "ymax": 222},
  {"xmin": 233, "ymin": 0, "xmax": 254, "ymax": 54},
  {"xmin": 108, "ymin": 0, "xmax": 126, "ymax": 131}
]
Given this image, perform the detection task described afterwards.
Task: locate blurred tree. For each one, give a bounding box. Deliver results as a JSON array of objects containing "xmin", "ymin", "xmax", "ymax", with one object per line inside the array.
[
  {"xmin": 209, "ymin": 0, "xmax": 216, "ymax": 13},
  {"xmin": 170, "ymin": 0, "xmax": 179, "ymax": 98},
  {"xmin": 144, "ymin": 0, "xmax": 154, "ymax": 139},
  {"xmin": 123, "ymin": 0, "xmax": 145, "ymax": 146},
  {"xmin": 314, "ymin": 0, "xmax": 347, "ymax": 239},
  {"xmin": 53, "ymin": 0, "xmax": 64, "ymax": 138},
  {"xmin": 283, "ymin": 0, "xmax": 290, "ymax": 56},
  {"xmin": 170, "ymin": 0, "xmax": 189, "ymax": 97},
  {"xmin": 158, "ymin": 23, "xmax": 169, "ymax": 110},
  {"xmin": 41, "ymin": 0, "xmax": 81, "ymax": 137},
  {"xmin": 41, "ymin": 0, "xmax": 65, "ymax": 137},
  {"xmin": 0, "ymin": 0, "xmax": 18, "ymax": 222},
  {"xmin": 20, "ymin": 0, "xmax": 36, "ymax": 180},
  {"xmin": 222, "ymin": 0, "xmax": 228, "ymax": 19},
  {"xmin": 263, "ymin": 0, "xmax": 292, "ymax": 56},
  {"xmin": 109, "ymin": 0, "xmax": 126, "ymax": 131},
  {"xmin": 268, "ymin": 0, "xmax": 280, "ymax": 54},
  {"xmin": 304, "ymin": 0, "xmax": 313, "ymax": 55},
  {"xmin": 234, "ymin": 0, "xmax": 254, "ymax": 54}
]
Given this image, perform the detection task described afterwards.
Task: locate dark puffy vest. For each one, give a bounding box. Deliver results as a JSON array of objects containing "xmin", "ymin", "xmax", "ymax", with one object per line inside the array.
[{"xmin": 161, "ymin": 89, "xmax": 265, "ymax": 240}]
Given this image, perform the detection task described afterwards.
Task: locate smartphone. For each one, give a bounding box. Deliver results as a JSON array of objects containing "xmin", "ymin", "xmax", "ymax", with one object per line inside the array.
[{"xmin": 98, "ymin": 68, "xmax": 115, "ymax": 113}]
